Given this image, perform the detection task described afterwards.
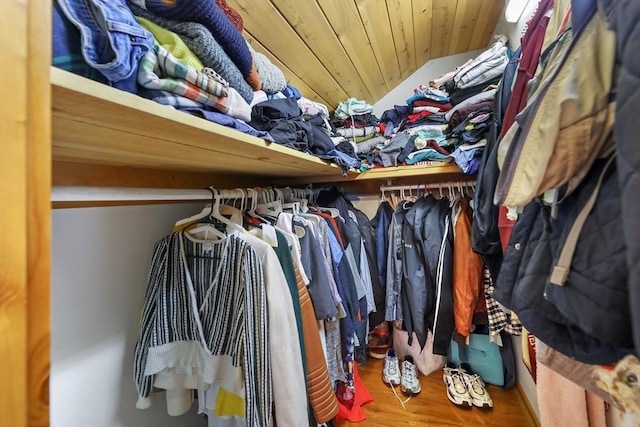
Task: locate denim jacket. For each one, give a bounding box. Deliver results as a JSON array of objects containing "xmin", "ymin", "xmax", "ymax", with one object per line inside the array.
[{"xmin": 55, "ymin": 0, "xmax": 153, "ymax": 92}]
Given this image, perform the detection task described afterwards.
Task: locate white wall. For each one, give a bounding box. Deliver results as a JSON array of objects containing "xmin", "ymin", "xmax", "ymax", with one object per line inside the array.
[
  {"xmin": 51, "ymin": 203, "xmax": 205, "ymax": 427},
  {"xmin": 371, "ymin": 50, "xmax": 485, "ymax": 118},
  {"xmin": 512, "ymin": 335, "xmax": 539, "ymax": 416},
  {"xmin": 493, "ymin": 0, "xmax": 540, "ymax": 51}
]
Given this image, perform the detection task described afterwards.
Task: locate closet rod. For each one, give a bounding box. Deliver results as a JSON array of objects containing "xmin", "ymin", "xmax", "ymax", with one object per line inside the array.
[
  {"xmin": 51, "ymin": 186, "xmax": 254, "ymax": 202},
  {"xmin": 380, "ymin": 180, "xmax": 476, "ymax": 193}
]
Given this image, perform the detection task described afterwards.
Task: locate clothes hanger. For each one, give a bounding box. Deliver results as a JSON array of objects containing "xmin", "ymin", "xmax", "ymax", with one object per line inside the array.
[
  {"xmin": 174, "ymin": 187, "xmax": 216, "ymax": 229},
  {"xmin": 256, "ymin": 198, "xmax": 283, "ymax": 217},
  {"xmin": 184, "ymin": 188, "xmax": 227, "ymax": 240},
  {"xmin": 314, "ymin": 204, "xmax": 340, "ymax": 218},
  {"xmin": 205, "ymin": 187, "xmax": 245, "ymax": 234},
  {"xmin": 282, "ymin": 200, "xmax": 301, "ymax": 215},
  {"xmin": 246, "ymin": 188, "xmax": 270, "ymax": 224}
]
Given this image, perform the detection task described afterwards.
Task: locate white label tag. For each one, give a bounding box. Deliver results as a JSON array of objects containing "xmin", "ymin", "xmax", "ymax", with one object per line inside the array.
[{"xmin": 202, "ymin": 242, "xmax": 214, "ymax": 257}]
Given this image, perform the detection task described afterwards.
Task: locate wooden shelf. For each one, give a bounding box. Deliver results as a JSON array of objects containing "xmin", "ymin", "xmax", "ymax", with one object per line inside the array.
[
  {"xmin": 51, "ymin": 67, "xmax": 465, "ymax": 188},
  {"xmin": 51, "ymin": 67, "xmax": 344, "ymax": 179},
  {"xmin": 280, "ymin": 163, "xmax": 464, "ymax": 185}
]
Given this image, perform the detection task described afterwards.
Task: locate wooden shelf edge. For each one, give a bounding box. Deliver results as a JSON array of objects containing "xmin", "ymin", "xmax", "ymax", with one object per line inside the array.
[
  {"xmin": 50, "ymin": 67, "xmax": 343, "ymax": 177},
  {"xmin": 277, "ymin": 163, "xmax": 466, "ymax": 185},
  {"xmin": 50, "ymin": 69, "xmax": 472, "ymax": 191}
]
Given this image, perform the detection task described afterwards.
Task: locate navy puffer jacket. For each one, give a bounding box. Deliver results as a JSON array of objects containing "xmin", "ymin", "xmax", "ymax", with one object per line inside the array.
[
  {"xmin": 493, "ymin": 157, "xmax": 633, "ymax": 365},
  {"xmin": 601, "ymin": 0, "xmax": 640, "ymax": 358}
]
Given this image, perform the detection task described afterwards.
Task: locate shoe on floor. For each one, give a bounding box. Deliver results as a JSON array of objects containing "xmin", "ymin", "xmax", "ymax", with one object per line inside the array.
[
  {"xmin": 460, "ymin": 363, "xmax": 493, "ymax": 408},
  {"xmin": 368, "ymin": 321, "xmax": 392, "ymax": 359},
  {"xmin": 382, "ymin": 348, "xmax": 401, "ymax": 386},
  {"xmin": 443, "ymin": 363, "xmax": 473, "ymax": 407},
  {"xmin": 401, "ymin": 355, "xmax": 421, "ymax": 395}
]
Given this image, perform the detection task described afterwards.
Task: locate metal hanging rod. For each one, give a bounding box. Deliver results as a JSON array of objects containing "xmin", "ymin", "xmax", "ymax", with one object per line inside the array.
[
  {"xmin": 49, "ymin": 186, "xmax": 324, "ymax": 203},
  {"xmin": 379, "ymin": 180, "xmax": 476, "ymax": 193},
  {"xmin": 51, "ymin": 186, "xmax": 257, "ymax": 203}
]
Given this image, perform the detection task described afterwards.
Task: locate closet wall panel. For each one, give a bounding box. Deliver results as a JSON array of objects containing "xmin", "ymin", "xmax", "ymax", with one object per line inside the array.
[
  {"xmin": 355, "ymin": 0, "xmax": 403, "ymax": 90},
  {"xmin": 228, "ymin": 0, "xmax": 505, "ymax": 109},
  {"xmin": 316, "ymin": 0, "xmax": 388, "ymax": 99},
  {"xmin": 412, "ymin": 0, "xmax": 434, "ymax": 70},
  {"xmin": 448, "ymin": 0, "xmax": 486, "ymax": 54},
  {"xmin": 387, "ymin": 0, "xmax": 418, "ymax": 80},
  {"xmin": 0, "ymin": 1, "xmax": 51, "ymax": 426},
  {"xmin": 51, "ymin": 204, "xmax": 204, "ymax": 427}
]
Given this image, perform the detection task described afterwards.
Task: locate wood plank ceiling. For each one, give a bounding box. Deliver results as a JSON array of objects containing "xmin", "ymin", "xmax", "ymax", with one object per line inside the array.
[{"xmin": 226, "ymin": 0, "xmax": 505, "ymax": 111}]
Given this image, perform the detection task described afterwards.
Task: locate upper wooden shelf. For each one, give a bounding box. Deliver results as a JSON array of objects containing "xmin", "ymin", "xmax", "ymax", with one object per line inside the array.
[{"xmin": 51, "ymin": 67, "xmax": 463, "ymax": 186}]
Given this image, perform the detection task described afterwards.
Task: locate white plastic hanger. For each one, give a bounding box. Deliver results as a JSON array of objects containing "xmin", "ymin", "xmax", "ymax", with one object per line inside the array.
[
  {"xmin": 246, "ymin": 188, "xmax": 270, "ymax": 224},
  {"xmin": 183, "ymin": 188, "xmax": 227, "ymax": 240},
  {"xmin": 174, "ymin": 188, "xmax": 216, "ymax": 229}
]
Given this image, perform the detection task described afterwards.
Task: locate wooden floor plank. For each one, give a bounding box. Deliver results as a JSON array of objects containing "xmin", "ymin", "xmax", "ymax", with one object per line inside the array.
[{"xmin": 335, "ymin": 358, "xmax": 537, "ymax": 427}]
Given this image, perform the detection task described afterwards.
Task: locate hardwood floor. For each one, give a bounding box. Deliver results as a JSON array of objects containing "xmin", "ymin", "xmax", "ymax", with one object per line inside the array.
[{"xmin": 335, "ymin": 357, "xmax": 538, "ymax": 427}]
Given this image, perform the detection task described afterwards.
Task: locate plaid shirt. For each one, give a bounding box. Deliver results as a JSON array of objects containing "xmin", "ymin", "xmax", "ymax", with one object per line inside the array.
[
  {"xmin": 139, "ymin": 44, "xmax": 251, "ymax": 120},
  {"xmin": 138, "ymin": 43, "xmax": 230, "ymax": 108},
  {"xmin": 484, "ymin": 266, "xmax": 522, "ymax": 344}
]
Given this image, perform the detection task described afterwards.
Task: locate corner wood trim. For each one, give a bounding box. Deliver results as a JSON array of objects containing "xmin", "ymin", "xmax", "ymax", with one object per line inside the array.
[{"xmin": 517, "ymin": 381, "xmax": 541, "ymax": 427}]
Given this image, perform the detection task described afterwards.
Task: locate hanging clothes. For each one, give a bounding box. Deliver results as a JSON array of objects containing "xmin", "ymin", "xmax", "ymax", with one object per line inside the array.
[{"xmin": 133, "ymin": 232, "xmax": 272, "ymax": 426}]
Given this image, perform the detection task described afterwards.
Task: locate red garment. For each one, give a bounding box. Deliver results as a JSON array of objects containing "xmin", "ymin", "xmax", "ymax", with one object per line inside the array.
[
  {"xmin": 501, "ymin": 0, "xmax": 554, "ymax": 138},
  {"xmin": 412, "ymin": 98, "xmax": 453, "ymax": 111},
  {"xmin": 406, "ymin": 110, "xmax": 435, "ymax": 123},
  {"xmin": 214, "ymin": 0, "xmax": 244, "ymax": 32},
  {"xmin": 335, "ymin": 363, "xmax": 373, "ymax": 423},
  {"xmin": 498, "ymin": 205, "xmax": 516, "ymax": 253},
  {"xmin": 312, "ymin": 211, "xmax": 345, "ymax": 248}
]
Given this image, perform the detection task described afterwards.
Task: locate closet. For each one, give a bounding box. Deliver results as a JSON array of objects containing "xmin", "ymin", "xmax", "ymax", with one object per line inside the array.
[
  {"xmin": 3, "ymin": 1, "xmax": 637, "ymax": 426},
  {"xmin": 1, "ymin": 3, "xmax": 469, "ymax": 426}
]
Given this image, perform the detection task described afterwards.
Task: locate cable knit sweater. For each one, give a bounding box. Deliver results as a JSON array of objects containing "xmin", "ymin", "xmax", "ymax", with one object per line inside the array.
[
  {"xmin": 128, "ymin": 0, "xmax": 253, "ymax": 77},
  {"xmin": 128, "ymin": 2, "xmax": 254, "ymax": 103}
]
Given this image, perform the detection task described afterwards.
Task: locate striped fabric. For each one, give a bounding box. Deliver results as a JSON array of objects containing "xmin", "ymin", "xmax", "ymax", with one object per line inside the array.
[
  {"xmin": 133, "ymin": 232, "xmax": 271, "ymax": 427},
  {"xmin": 139, "ymin": 43, "xmax": 227, "ymax": 95},
  {"xmin": 138, "ymin": 44, "xmax": 252, "ymax": 120}
]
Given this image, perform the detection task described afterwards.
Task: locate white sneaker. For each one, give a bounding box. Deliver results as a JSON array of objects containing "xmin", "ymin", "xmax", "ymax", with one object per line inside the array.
[
  {"xmin": 401, "ymin": 355, "xmax": 421, "ymax": 395},
  {"xmin": 460, "ymin": 363, "xmax": 493, "ymax": 408},
  {"xmin": 382, "ymin": 348, "xmax": 401, "ymax": 386},
  {"xmin": 443, "ymin": 363, "xmax": 473, "ymax": 407}
]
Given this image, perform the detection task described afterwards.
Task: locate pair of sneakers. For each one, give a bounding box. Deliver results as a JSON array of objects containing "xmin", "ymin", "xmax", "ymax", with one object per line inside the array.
[
  {"xmin": 382, "ymin": 348, "xmax": 421, "ymax": 395},
  {"xmin": 443, "ymin": 362, "xmax": 493, "ymax": 408}
]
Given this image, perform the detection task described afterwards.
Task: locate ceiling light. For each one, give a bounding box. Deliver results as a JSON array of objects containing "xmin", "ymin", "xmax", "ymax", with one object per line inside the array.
[{"xmin": 504, "ymin": 0, "xmax": 532, "ymax": 23}]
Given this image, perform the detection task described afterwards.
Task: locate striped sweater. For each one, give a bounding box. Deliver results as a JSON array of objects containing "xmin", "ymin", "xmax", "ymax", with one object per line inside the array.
[{"xmin": 133, "ymin": 232, "xmax": 271, "ymax": 427}]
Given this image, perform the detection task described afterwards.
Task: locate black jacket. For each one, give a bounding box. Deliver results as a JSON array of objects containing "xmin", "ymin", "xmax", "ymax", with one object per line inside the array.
[{"xmin": 471, "ymin": 47, "xmax": 520, "ymax": 280}]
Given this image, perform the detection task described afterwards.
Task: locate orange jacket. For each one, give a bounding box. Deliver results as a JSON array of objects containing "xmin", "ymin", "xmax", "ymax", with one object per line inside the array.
[{"xmin": 453, "ymin": 198, "xmax": 486, "ymax": 337}]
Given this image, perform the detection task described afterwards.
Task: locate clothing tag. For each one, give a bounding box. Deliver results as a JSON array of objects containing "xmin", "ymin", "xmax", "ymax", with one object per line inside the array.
[{"xmin": 202, "ymin": 242, "xmax": 214, "ymax": 257}]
